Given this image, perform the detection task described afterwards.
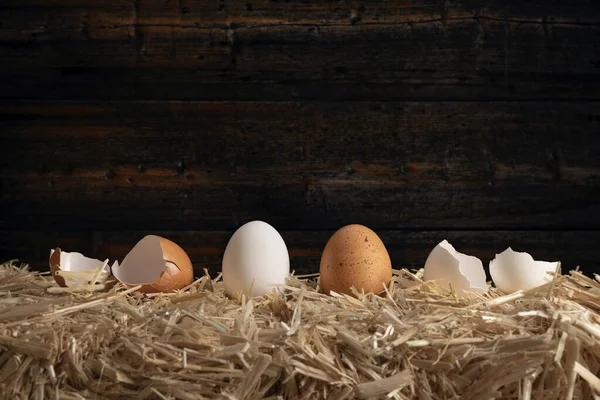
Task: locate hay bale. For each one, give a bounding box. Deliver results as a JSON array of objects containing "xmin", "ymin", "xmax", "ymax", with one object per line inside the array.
[{"xmin": 0, "ymin": 260, "xmax": 598, "ymax": 399}]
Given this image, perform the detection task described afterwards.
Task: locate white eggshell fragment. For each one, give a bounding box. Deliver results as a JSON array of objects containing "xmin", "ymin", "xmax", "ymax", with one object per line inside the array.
[
  {"xmin": 111, "ymin": 235, "xmax": 166, "ymax": 285},
  {"xmin": 423, "ymin": 240, "xmax": 487, "ymax": 293},
  {"xmin": 222, "ymin": 221, "xmax": 290, "ymax": 298},
  {"xmin": 490, "ymin": 248, "xmax": 559, "ymax": 294}
]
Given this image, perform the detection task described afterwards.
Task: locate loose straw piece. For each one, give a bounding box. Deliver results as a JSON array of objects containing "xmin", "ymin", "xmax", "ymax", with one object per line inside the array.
[
  {"xmin": 469, "ymin": 290, "xmax": 525, "ymax": 308},
  {"xmin": 574, "ymin": 362, "xmax": 600, "ymax": 393},
  {"xmin": 89, "ymin": 260, "xmax": 109, "ymax": 286},
  {"xmin": 354, "ymin": 370, "xmax": 412, "ymax": 399},
  {"xmin": 0, "ymin": 335, "xmax": 54, "ymax": 360},
  {"xmin": 47, "ymin": 284, "xmax": 106, "ymax": 294}
]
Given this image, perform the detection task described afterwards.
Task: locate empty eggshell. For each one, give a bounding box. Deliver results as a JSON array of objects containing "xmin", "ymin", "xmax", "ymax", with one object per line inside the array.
[
  {"xmin": 222, "ymin": 221, "xmax": 290, "ymax": 298},
  {"xmin": 490, "ymin": 248, "xmax": 559, "ymax": 294},
  {"xmin": 423, "ymin": 240, "xmax": 487, "ymax": 293},
  {"xmin": 49, "ymin": 248, "xmax": 112, "ymax": 287},
  {"xmin": 111, "ymin": 235, "xmax": 194, "ymax": 293}
]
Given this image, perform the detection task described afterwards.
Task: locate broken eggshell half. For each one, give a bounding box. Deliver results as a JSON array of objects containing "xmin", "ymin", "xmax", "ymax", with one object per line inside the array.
[
  {"xmin": 111, "ymin": 235, "xmax": 194, "ymax": 294},
  {"xmin": 490, "ymin": 248, "xmax": 560, "ymax": 294},
  {"xmin": 49, "ymin": 248, "xmax": 112, "ymax": 287},
  {"xmin": 422, "ymin": 240, "xmax": 488, "ymax": 294}
]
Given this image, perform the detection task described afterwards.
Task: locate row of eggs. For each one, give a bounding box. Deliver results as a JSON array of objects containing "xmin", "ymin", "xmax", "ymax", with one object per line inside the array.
[
  {"xmin": 223, "ymin": 221, "xmax": 559, "ymax": 297},
  {"xmin": 50, "ymin": 221, "xmax": 558, "ymax": 297}
]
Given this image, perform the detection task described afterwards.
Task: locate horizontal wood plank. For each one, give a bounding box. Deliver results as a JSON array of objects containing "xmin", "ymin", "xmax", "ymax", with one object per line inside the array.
[
  {"xmin": 2, "ymin": 101, "xmax": 599, "ymax": 230},
  {"xmin": 3, "ymin": 0, "xmax": 599, "ymax": 30},
  {"xmin": 2, "ymin": 17, "xmax": 599, "ymax": 100},
  {"xmin": 0, "ymin": 231, "xmax": 93, "ymax": 271},
  {"xmin": 2, "ymin": 230, "xmax": 599, "ymax": 277}
]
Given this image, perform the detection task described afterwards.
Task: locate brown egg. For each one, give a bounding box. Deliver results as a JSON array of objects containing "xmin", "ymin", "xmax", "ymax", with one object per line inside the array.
[
  {"xmin": 112, "ymin": 235, "xmax": 194, "ymax": 294},
  {"xmin": 319, "ymin": 224, "xmax": 392, "ymax": 296}
]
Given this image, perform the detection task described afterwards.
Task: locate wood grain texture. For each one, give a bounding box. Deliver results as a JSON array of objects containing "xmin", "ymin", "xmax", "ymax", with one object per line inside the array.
[
  {"xmin": 2, "ymin": 101, "xmax": 599, "ymax": 230},
  {"xmin": 2, "ymin": 230, "xmax": 599, "ymax": 276},
  {"xmin": 3, "ymin": 0, "xmax": 599, "ymax": 29},
  {"xmin": 1, "ymin": 0, "xmax": 599, "ymax": 101},
  {"xmin": 1, "ymin": 0, "xmax": 599, "ymax": 278}
]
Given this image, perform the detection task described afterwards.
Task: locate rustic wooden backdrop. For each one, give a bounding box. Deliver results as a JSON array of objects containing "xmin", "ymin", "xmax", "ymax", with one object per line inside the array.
[{"xmin": 1, "ymin": 0, "xmax": 599, "ymax": 276}]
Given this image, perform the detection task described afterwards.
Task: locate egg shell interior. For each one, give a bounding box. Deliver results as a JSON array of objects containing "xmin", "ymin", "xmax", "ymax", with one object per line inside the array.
[
  {"xmin": 490, "ymin": 248, "xmax": 559, "ymax": 294},
  {"xmin": 111, "ymin": 235, "xmax": 194, "ymax": 293},
  {"xmin": 422, "ymin": 240, "xmax": 487, "ymax": 294},
  {"xmin": 49, "ymin": 248, "xmax": 111, "ymax": 287}
]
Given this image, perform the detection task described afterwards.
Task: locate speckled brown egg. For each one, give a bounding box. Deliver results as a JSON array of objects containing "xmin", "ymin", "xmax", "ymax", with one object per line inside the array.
[{"xmin": 319, "ymin": 224, "xmax": 392, "ymax": 296}]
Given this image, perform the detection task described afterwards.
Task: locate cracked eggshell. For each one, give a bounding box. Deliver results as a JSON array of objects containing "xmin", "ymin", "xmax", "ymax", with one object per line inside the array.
[
  {"xmin": 222, "ymin": 221, "xmax": 290, "ymax": 298},
  {"xmin": 423, "ymin": 240, "xmax": 487, "ymax": 293},
  {"xmin": 49, "ymin": 248, "xmax": 112, "ymax": 287},
  {"xmin": 490, "ymin": 248, "xmax": 559, "ymax": 294},
  {"xmin": 111, "ymin": 235, "xmax": 194, "ymax": 293}
]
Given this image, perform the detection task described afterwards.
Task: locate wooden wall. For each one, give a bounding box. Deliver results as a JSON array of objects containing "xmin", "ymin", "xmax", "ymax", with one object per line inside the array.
[{"xmin": 1, "ymin": 0, "xmax": 599, "ymax": 276}]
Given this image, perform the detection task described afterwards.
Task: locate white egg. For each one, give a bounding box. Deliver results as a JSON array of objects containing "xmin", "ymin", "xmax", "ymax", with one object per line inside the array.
[
  {"xmin": 222, "ymin": 220, "xmax": 290, "ymax": 298},
  {"xmin": 423, "ymin": 240, "xmax": 487, "ymax": 294},
  {"xmin": 490, "ymin": 248, "xmax": 559, "ymax": 294}
]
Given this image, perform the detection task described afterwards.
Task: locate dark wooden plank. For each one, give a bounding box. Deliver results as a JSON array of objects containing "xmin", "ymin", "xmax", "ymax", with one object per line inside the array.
[
  {"xmin": 2, "ymin": 101, "xmax": 599, "ymax": 230},
  {"xmin": 2, "ymin": 0, "xmax": 598, "ymax": 31},
  {"xmin": 2, "ymin": 230, "xmax": 599, "ymax": 276},
  {"xmin": 0, "ymin": 231, "xmax": 93, "ymax": 270},
  {"xmin": 2, "ymin": 18, "xmax": 599, "ymax": 100},
  {"xmin": 0, "ymin": 0, "xmax": 439, "ymax": 31}
]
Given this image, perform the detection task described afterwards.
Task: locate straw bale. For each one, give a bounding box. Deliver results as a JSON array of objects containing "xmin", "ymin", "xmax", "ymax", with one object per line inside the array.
[{"xmin": 0, "ymin": 259, "xmax": 598, "ymax": 399}]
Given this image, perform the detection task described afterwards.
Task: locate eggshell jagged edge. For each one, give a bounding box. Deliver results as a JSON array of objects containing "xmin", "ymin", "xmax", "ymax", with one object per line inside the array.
[
  {"xmin": 423, "ymin": 240, "xmax": 488, "ymax": 294},
  {"xmin": 489, "ymin": 248, "xmax": 560, "ymax": 294},
  {"xmin": 49, "ymin": 248, "xmax": 113, "ymax": 287},
  {"xmin": 111, "ymin": 236, "xmax": 167, "ymax": 286},
  {"xmin": 110, "ymin": 235, "xmax": 194, "ymax": 293}
]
